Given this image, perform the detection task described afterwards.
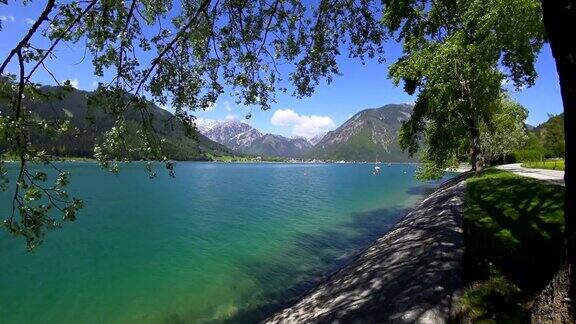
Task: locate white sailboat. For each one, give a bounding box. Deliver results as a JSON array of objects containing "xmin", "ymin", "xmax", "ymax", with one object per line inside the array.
[{"xmin": 373, "ymin": 156, "xmax": 381, "ymax": 175}]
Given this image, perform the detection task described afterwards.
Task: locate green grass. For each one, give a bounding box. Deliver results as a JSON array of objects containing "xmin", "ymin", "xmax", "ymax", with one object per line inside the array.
[
  {"xmin": 522, "ymin": 159, "xmax": 565, "ymax": 171},
  {"xmin": 460, "ymin": 169, "xmax": 565, "ymax": 322}
]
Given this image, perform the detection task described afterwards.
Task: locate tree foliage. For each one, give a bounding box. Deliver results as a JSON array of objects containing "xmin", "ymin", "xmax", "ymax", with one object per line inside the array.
[
  {"xmin": 480, "ymin": 98, "xmax": 529, "ymax": 165},
  {"xmin": 1, "ymin": 0, "xmax": 387, "ymax": 249},
  {"xmin": 0, "ymin": 0, "xmax": 557, "ymax": 250},
  {"xmin": 537, "ymin": 113, "xmax": 565, "ymax": 158},
  {"xmin": 513, "ymin": 113, "xmax": 565, "ymax": 162},
  {"xmin": 514, "ymin": 132, "xmax": 546, "ymax": 162},
  {"xmin": 386, "ymin": 0, "xmax": 545, "ymax": 178}
]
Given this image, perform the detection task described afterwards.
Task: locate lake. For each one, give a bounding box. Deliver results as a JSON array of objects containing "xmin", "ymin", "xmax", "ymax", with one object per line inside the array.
[{"xmin": 0, "ymin": 162, "xmax": 448, "ymax": 323}]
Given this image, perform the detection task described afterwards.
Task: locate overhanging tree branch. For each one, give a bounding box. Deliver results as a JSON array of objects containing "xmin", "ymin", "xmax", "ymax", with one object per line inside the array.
[{"xmin": 0, "ymin": 0, "xmax": 55, "ymax": 75}]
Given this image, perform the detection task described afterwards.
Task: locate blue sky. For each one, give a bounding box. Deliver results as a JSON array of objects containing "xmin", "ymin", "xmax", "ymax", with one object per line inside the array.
[{"xmin": 1, "ymin": 2, "xmax": 564, "ymax": 139}]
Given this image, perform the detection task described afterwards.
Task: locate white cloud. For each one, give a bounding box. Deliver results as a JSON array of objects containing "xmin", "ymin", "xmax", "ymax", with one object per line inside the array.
[
  {"xmin": 225, "ymin": 113, "xmax": 239, "ymax": 121},
  {"xmin": 223, "ymin": 101, "xmax": 232, "ymax": 111},
  {"xmin": 24, "ymin": 18, "xmax": 34, "ymax": 25},
  {"xmin": 91, "ymin": 81, "xmax": 99, "ymax": 88},
  {"xmin": 64, "ymin": 78, "xmax": 79, "ymax": 89},
  {"xmin": 271, "ymin": 109, "xmax": 335, "ymax": 139},
  {"xmin": 0, "ymin": 15, "xmax": 15, "ymax": 22},
  {"xmin": 62, "ymin": 78, "xmax": 79, "ymax": 88},
  {"xmin": 271, "ymin": 109, "xmax": 301, "ymax": 126}
]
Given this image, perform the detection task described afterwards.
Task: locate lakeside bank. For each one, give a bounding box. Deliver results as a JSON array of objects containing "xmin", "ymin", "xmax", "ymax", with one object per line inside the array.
[
  {"xmin": 266, "ymin": 173, "xmax": 468, "ymax": 323},
  {"xmin": 264, "ymin": 166, "xmax": 567, "ymax": 323}
]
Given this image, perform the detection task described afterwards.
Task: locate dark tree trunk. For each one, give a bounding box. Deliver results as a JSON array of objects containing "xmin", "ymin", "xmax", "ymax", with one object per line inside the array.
[
  {"xmin": 469, "ymin": 118, "xmax": 483, "ymax": 173},
  {"xmin": 540, "ymin": 0, "xmax": 575, "ymax": 318}
]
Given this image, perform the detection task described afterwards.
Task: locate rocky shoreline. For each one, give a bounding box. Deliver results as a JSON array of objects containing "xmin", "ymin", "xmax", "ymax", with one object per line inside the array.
[{"xmin": 265, "ymin": 174, "xmax": 469, "ymax": 323}]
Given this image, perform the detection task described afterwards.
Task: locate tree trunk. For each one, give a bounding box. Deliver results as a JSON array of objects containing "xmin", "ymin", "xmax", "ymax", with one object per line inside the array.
[
  {"xmin": 469, "ymin": 118, "xmax": 483, "ymax": 173},
  {"xmin": 539, "ymin": 0, "xmax": 575, "ymax": 319}
]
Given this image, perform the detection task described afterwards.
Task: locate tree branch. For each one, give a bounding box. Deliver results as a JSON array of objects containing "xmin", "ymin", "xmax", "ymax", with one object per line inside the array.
[
  {"xmin": 25, "ymin": 0, "xmax": 98, "ymax": 82},
  {"xmin": 0, "ymin": 0, "xmax": 55, "ymax": 75},
  {"xmin": 256, "ymin": 0, "xmax": 280, "ymax": 58},
  {"xmin": 124, "ymin": 0, "xmax": 212, "ymax": 110},
  {"xmin": 117, "ymin": 0, "xmax": 138, "ymax": 88}
]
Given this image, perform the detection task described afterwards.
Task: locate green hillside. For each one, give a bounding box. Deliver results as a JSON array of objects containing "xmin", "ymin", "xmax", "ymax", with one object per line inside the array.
[
  {"xmin": 3, "ymin": 86, "xmax": 233, "ymax": 160},
  {"xmin": 310, "ymin": 104, "xmax": 415, "ymax": 162},
  {"xmin": 244, "ymin": 134, "xmax": 312, "ymax": 158},
  {"xmin": 514, "ymin": 113, "xmax": 564, "ymax": 162},
  {"xmin": 533, "ymin": 113, "xmax": 564, "ymax": 158}
]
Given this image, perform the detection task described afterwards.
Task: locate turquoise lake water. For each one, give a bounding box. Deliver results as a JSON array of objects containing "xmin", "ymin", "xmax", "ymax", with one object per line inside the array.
[{"xmin": 0, "ymin": 162, "xmax": 448, "ymax": 323}]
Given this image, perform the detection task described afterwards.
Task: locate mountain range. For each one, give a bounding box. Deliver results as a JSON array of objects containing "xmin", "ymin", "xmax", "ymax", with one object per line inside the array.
[
  {"xmin": 1, "ymin": 86, "xmax": 233, "ymax": 160},
  {"xmin": 309, "ymin": 132, "xmax": 328, "ymax": 146},
  {"xmin": 3, "ymin": 84, "xmax": 417, "ymax": 162},
  {"xmin": 311, "ymin": 104, "xmax": 415, "ymax": 161},
  {"xmin": 198, "ymin": 103, "xmax": 415, "ymax": 161},
  {"xmin": 199, "ymin": 120, "xmax": 313, "ymax": 157}
]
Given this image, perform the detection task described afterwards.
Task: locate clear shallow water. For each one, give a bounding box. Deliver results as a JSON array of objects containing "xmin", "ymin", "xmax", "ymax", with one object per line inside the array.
[{"xmin": 0, "ymin": 162, "xmax": 448, "ymax": 323}]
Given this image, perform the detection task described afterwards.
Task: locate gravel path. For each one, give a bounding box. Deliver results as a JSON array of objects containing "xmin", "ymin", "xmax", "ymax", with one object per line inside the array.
[
  {"xmin": 265, "ymin": 175, "xmax": 468, "ymax": 324},
  {"xmin": 496, "ymin": 163, "xmax": 565, "ymax": 186}
]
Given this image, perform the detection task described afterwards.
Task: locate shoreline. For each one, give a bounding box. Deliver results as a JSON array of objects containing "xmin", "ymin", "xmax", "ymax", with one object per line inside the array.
[
  {"xmin": 265, "ymin": 173, "xmax": 469, "ymax": 323},
  {"xmin": 1, "ymin": 159, "xmax": 424, "ymax": 165}
]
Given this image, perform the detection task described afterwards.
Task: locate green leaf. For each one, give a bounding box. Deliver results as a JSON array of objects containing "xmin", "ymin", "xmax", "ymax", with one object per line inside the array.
[
  {"xmin": 33, "ymin": 172, "xmax": 48, "ymax": 182},
  {"xmin": 24, "ymin": 187, "xmax": 42, "ymax": 201}
]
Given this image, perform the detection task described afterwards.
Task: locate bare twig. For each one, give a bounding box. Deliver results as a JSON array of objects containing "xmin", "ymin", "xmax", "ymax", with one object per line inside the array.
[{"xmin": 41, "ymin": 62, "xmax": 61, "ymax": 85}]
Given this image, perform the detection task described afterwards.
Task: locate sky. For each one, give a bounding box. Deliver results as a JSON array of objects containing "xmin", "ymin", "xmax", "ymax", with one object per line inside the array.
[{"xmin": 1, "ymin": 2, "xmax": 565, "ymax": 139}]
